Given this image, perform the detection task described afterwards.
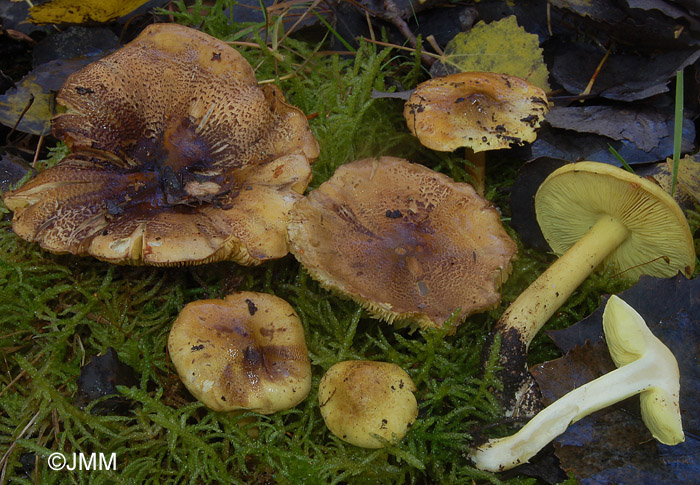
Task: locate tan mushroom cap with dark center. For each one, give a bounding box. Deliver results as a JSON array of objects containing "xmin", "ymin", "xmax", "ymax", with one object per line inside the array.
[
  {"xmin": 287, "ymin": 156, "xmax": 517, "ymax": 329},
  {"xmin": 318, "ymin": 361, "xmax": 418, "ymax": 448},
  {"xmin": 536, "ymin": 162, "xmax": 696, "ymax": 281},
  {"xmin": 404, "ymin": 71, "xmax": 549, "ymax": 153},
  {"xmin": 168, "ymin": 292, "xmax": 312, "ymax": 414},
  {"xmin": 2, "ymin": 23, "xmax": 319, "ymax": 266}
]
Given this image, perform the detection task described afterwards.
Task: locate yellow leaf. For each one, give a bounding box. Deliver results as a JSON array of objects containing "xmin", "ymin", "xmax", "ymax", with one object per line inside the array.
[
  {"xmin": 29, "ymin": 0, "xmax": 150, "ymax": 25},
  {"xmin": 436, "ymin": 16, "xmax": 551, "ymax": 92},
  {"xmin": 667, "ymin": 155, "xmax": 700, "ymax": 203}
]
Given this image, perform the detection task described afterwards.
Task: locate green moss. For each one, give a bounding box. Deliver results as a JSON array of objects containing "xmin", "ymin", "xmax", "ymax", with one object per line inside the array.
[{"xmin": 0, "ymin": 6, "xmax": 693, "ymax": 484}]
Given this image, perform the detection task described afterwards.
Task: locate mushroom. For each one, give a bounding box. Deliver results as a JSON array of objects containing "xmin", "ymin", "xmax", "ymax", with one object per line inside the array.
[
  {"xmin": 318, "ymin": 360, "xmax": 418, "ymax": 448},
  {"xmin": 404, "ymin": 71, "xmax": 548, "ymax": 194},
  {"xmin": 470, "ymin": 295, "xmax": 684, "ymax": 472},
  {"xmin": 492, "ymin": 161, "xmax": 696, "ymax": 414},
  {"xmin": 167, "ymin": 291, "xmax": 312, "ymax": 414},
  {"xmin": 2, "ymin": 23, "xmax": 319, "ymax": 266},
  {"xmin": 287, "ymin": 156, "xmax": 517, "ymax": 329}
]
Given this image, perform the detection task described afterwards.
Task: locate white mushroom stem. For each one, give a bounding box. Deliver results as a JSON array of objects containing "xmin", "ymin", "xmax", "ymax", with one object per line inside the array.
[
  {"xmin": 471, "ymin": 296, "xmax": 683, "ymax": 472},
  {"xmin": 496, "ymin": 215, "xmax": 629, "ymax": 345}
]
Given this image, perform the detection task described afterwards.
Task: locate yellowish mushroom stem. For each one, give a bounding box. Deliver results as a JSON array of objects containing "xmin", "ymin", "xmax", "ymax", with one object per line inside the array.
[
  {"xmin": 496, "ymin": 215, "xmax": 629, "ymax": 345},
  {"xmin": 465, "ymin": 148, "xmax": 486, "ymax": 196},
  {"xmin": 471, "ymin": 296, "xmax": 683, "ymax": 472}
]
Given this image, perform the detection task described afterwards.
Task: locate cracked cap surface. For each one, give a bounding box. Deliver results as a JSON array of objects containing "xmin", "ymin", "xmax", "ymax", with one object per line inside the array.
[{"xmin": 3, "ymin": 23, "xmax": 319, "ymax": 266}]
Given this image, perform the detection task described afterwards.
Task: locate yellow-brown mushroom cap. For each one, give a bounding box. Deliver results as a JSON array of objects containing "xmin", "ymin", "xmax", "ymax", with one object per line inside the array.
[
  {"xmin": 404, "ymin": 72, "xmax": 549, "ymax": 152},
  {"xmin": 287, "ymin": 157, "xmax": 517, "ymax": 329},
  {"xmin": 536, "ymin": 162, "xmax": 696, "ymax": 281},
  {"xmin": 2, "ymin": 23, "xmax": 319, "ymax": 266},
  {"xmin": 318, "ymin": 361, "xmax": 418, "ymax": 448},
  {"xmin": 167, "ymin": 292, "xmax": 312, "ymax": 414}
]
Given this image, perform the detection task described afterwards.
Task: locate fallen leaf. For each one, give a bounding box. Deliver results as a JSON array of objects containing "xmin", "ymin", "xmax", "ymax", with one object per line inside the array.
[
  {"xmin": 670, "ymin": 154, "xmax": 700, "ymax": 203},
  {"xmin": 29, "ymin": 0, "xmax": 150, "ymax": 25},
  {"xmin": 551, "ymin": 43, "xmax": 700, "ymax": 101},
  {"xmin": 0, "ymin": 57, "xmax": 99, "ymax": 135},
  {"xmin": 430, "ymin": 15, "xmax": 551, "ymax": 91},
  {"xmin": 541, "ymin": 274, "xmax": 700, "ymax": 483},
  {"xmin": 544, "ymin": 106, "xmax": 695, "ymax": 153}
]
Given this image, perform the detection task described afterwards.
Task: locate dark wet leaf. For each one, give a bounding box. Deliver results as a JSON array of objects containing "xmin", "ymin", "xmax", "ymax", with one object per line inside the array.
[
  {"xmin": 530, "ymin": 116, "xmax": 695, "ymax": 166},
  {"xmin": 509, "ymin": 157, "xmax": 567, "ymax": 251},
  {"xmin": 0, "ymin": 55, "xmax": 101, "ymax": 135},
  {"xmin": 75, "ymin": 347, "xmax": 138, "ymax": 415},
  {"xmin": 541, "ymin": 274, "xmax": 700, "ymax": 483},
  {"xmin": 32, "ymin": 26, "xmax": 118, "ymax": 67},
  {"xmin": 0, "ymin": 148, "xmax": 35, "ymax": 193},
  {"xmin": 545, "ymin": 106, "xmax": 695, "ymax": 154},
  {"xmin": 551, "ymin": 43, "xmax": 700, "ymax": 101}
]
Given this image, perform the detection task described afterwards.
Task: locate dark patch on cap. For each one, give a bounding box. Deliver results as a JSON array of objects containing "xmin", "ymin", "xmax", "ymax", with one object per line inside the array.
[
  {"xmin": 245, "ymin": 298, "xmax": 258, "ymax": 315},
  {"xmin": 385, "ymin": 209, "xmax": 402, "ymax": 219}
]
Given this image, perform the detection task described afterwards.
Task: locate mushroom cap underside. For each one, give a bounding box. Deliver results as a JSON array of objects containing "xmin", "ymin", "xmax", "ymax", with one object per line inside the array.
[
  {"xmin": 318, "ymin": 360, "xmax": 418, "ymax": 448},
  {"xmin": 167, "ymin": 292, "xmax": 312, "ymax": 414},
  {"xmin": 2, "ymin": 23, "xmax": 319, "ymax": 266},
  {"xmin": 404, "ymin": 71, "xmax": 549, "ymax": 152},
  {"xmin": 535, "ymin": 162, "xmax": 696, "ymax": 282},
  {"xmin": 287, "ymin": 156, "xmax": 517, "ymax": 329}
]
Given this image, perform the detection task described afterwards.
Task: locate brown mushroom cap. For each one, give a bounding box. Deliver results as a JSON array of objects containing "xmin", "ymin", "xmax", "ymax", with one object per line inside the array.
[
  {"xmin": 404, "ymin": 71, "xmax": 549, "ymax": 153},
  {"xmin": 167, "ymin": 292, "xmax": 312, "ymax": 414},
  {"xmin": 2, "ymin": 23, "xmax": 319, "ymax": 266},
  {"xmin": 287, "ymin": 156, "xmax": 517, "ymax": 329},
  {"xmin": 536, "ymin": 162, "xmax": 696, "ymax": 281},
  {"xmin": 318, "ymin": 361, "xmax": 418, "ymax": 448}
]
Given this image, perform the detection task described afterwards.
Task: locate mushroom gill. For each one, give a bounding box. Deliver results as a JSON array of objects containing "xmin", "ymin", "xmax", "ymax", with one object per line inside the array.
[{"xmin": 2, "ymin": 23, "xmax": 319, "ymax": 266}]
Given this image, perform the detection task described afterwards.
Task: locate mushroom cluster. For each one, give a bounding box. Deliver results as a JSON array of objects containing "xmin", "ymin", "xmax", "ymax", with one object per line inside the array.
[
  {"xmin": 2, "ymin": 23, "xmax": 319, "ymax": 266},
  {"xmin": 490, "ymin": 161, "xmax": 696, "ymax": 415}
]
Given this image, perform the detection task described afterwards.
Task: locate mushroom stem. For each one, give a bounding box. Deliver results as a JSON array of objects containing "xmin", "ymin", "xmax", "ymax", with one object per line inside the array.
[
  {"xmin": 465, "ymin": 148, "xmax": 486, "ymax": 196},
  {"xmin": 471, "ymin": 296, "xmax": 683, "ymax": 472},
  {"xmin": 496, "ymin": 215, "xmax": 629, "ymax": 345}
]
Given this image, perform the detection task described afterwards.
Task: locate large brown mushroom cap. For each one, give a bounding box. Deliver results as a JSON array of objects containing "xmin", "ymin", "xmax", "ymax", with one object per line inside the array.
[
  {"xmin": 404, "ymin": 72, "xmax": 549, "ymax": 153},
  {"xmin": 318, "ymin": 360, "xmax": 418, "ymax": 448},
  {"xmin": 167, "ymin": 292, "xmax": 312, "ymax": 414},
  {"xmin": 287, "ymin": 157, "xmax": 517, "ymax": 329},
  {"xmin": 536, "ymin": 162, "xmax": 696, "ymax": 281},
  {"xmin": 2, "ymin": 23, "xmax": 319, "ymax": 266}
]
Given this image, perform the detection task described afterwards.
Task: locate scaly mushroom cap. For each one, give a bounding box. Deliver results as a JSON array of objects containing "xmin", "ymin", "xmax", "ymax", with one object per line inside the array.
[
  {"xmin": 536, "ymin": 162, "xmax": 696, "ymax": 281},
  {"xmin": 318, "ymin": 360, "xmax": 418, "ymax": 448},
  {"xmin": 287, "ymin": 157, "xmax": 517, "ymax": 329},
  {"xmin": 168, "ymin": 292, "xmax": 312, "ymax": 414},
  {"xmin": 404, "ymin": 72, "xmax": 549, "ymax": 152},
  {"xmin": 2, "ymin": 23, "xmax": 319, "ymax": 266}
]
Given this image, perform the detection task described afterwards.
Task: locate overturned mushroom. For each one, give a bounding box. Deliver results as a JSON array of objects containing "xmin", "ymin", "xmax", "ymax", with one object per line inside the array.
[
  {"xmin": 287, "ymin": 156, "xmax": 517, "ymax": 329},
  {"xmin": 168, "ymin": 292, "xmax": 312, "ymax": 414},
  {"xmin": 2, "ymin": 23, "xmax": 319, "ymax": 266},
  {"xmin": 318, "ymin": 360, "xmax": 418, "ymax": 448},
  {"xmin": 404, "ymin": 72, "xmax": 548, "ymax": 194},
  {"xmin": 470, "ymin": 295, "xmax": 684, "ymax": 472},
  {"xmin": 491, "ymin": 161, "xmax": 696, "ymax": 415}
]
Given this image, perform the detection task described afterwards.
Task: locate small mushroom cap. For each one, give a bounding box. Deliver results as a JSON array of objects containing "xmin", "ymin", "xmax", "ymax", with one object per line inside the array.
[
  {"xmin": 318, "ymin": 361, "xmax": 418, "ymax": 448},
  {"xmin": 536, "ymin": 162, "xmax": 696, "ymax": 281},
  {"xmin": 2, "ymin": 23, "xmax": 318, "ymax": 266},
  {"xmin": 287, "ymin": 157, "xmax": 517, "ymax": 329},
  {"xmin": 603, "ymin": 295, "xmax": 684, "ymax": 445},
  {"xmin": 167, "ymin": 292, "xmax": 312, "ymax": 414},
  {"xmin": 404, "ymin": 72, "xmax": 549, "ymax": 153}
]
